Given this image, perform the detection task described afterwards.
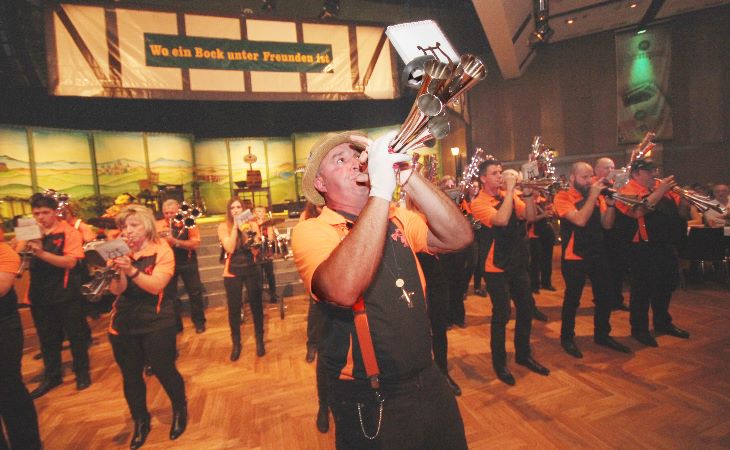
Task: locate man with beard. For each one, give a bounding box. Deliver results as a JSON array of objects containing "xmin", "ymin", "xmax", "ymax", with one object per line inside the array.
[{"xmin": 553, "ymin": 162, "xmax": 630, "ymax": 358}]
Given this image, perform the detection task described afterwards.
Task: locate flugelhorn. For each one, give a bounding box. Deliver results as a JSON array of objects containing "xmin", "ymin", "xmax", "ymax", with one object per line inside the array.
[
  {"xmin": 173, "ymin": 202, "xmax": 202, "ymax": 229},
  {"xmin": 389, "ymin": 55, "xmax": 486, "ymax": 155},
  {"xmin": 458, "ymin": 147, "xmax": 488, "ymax": 202},
  {"xmin": 655, "ymin": 180, "xmax": 727, "ymax": 214},
  {"xmin": 81, "ymin": 267, "xmax": 119, "ymax": 302}
]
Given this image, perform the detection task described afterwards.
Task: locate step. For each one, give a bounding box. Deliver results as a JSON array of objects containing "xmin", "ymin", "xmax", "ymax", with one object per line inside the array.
[{"xmin": 180, "ymin": 281, "xmax": 306, "ymax": 309}]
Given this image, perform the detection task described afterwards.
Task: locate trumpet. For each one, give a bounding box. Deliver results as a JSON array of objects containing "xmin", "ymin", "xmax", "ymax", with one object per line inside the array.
[
  {"xmin": 658, "ymin": 181, "xmax": 727, "ymax": 214},
  {"xmin": 518, "ymin": 136, "xmax": 561, "ymax": 194},
  {"xmin": 389, "ymin": 55, "xmax": 486, "ymax": 155},
  {"xmin": 80, "ymin": 267, "xmax": 119, "ymax": 302},
  {"xmin": 600, "ymin": 188, "xmax": 646, "ymax": 208}
]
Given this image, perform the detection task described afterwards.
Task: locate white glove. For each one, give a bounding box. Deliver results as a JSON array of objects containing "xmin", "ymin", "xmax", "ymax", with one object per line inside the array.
[{"xmin": 365, "ymin": 131, "xmax": 411, "ymax": 201}]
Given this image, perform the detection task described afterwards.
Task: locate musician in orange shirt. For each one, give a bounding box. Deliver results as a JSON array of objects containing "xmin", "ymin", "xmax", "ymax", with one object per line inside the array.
[
  {"xmin": 554, "ymin": 162, "xmax": 630, "ymax": 358},
  {"xmin": 470, "ymin": 159, "xmax": 549, "ymax": 386},
  {"xmin": 615, "ymin": 159, "xmax": 690, "ymax": 347}
]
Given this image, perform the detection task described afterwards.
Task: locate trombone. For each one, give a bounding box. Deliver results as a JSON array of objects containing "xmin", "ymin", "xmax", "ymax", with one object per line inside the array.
[{"xmin": 658, "ymin": 181, "xmax": 727, "ymax": 214}]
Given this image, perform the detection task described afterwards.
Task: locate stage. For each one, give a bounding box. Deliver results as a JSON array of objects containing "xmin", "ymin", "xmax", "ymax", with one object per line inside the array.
[{"xmin": 19, "ymin": 276, "xmax": 730, "ymax": 449}]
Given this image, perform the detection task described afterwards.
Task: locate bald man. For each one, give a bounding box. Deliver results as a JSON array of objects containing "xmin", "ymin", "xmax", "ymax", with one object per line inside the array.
[
  {"xmin": 594, "ymin": 157, "xmax": 630, "ymax": 312},
  {"xmin": 553, "ymin": 162, "xmax": 630, "ymax": 358}
]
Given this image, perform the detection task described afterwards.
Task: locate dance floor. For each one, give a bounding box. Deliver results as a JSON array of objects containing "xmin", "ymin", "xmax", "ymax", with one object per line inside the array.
[{"xmin": 19, "ymin": 276, "xmax": 730, "ymax": 449}]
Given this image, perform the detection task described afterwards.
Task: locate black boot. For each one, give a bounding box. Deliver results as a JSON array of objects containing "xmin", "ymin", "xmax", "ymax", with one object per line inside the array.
[
  {"xmin": 256, "ymin": 333, "xmax": 265, "ymax": 357},
  {"xmin": 30, "ymin": 376, "xmax": 62, "ymax": 399},
  {"xmin": 230, "ymin": 339, "xmax": 242, "ymax": 361},
  {"xmin": 130, "ymin": 416, "xmax": 151, "ymax": 449},
  {"xmin": 170, "ymin": 404, "xmax": 188, "ymax": 440},
  {"xmin": 316, "ymin": 405, "xmax": 329, "ymax": 433}
]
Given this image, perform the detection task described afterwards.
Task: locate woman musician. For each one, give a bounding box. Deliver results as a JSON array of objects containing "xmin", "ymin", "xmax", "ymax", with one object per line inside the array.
[
  {"xmin": 217, "ymin": 198, "xmax": 265, "ymax": 361},
  {"xmin": 108, "ymin": 205, "xmax": 187, "ymax": 449}
]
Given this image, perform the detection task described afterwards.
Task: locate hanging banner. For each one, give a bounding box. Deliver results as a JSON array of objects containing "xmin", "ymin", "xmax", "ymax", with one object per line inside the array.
[
  {"xmin": 615, "ymin": 28, "xmax": 673, "ymax": 144},
  {"xmin": 46, "ymin": 3, "xmax": 397, "ymax": 101}
]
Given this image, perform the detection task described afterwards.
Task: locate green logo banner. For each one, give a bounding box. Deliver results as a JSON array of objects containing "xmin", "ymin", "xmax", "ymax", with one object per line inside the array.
[{"xmin": 144, "ymin": 33, "xmax": 333, "ymax": 73}]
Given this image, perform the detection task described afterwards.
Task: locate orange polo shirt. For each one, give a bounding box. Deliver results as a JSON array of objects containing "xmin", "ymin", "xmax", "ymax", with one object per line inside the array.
[
  {"xmin": 292, "ymin": 205, "xmax": 429, "ymax": 300},
  {"xmin": 617, "ymin": 179, "xmax": 680, "ymax": 242},
  {"xmin": 554, "ymin": 187, "xmax": 607, "ymax": 260},
  {"xmin": 470, "ymin": 189, "xmax": 526, "ymax": 273}
]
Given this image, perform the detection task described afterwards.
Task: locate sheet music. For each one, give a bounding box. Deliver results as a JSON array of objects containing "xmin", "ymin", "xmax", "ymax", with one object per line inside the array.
[{"xmin": 385, "ymin": 20, "xmax": 459, "ymax": 65}]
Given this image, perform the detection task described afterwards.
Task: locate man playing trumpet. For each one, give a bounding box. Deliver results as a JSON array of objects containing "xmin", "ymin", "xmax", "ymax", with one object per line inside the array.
[
  {"xmin": 470, "ymin": 160, "xmax": 549, "ymax": 386},
  {"xmin": 23, "ymin": 193, "xmax": 91, "ymax": 398},
  {"xmin": 615, "ymin": 159, "xmax": 690, "ymax": 347},
  {"xmin": 157, "ymin": 199, "xmax": 206, "ymax": 334},
  {"xmin": 553, "ymin": 162, "xmax": 630, "ymax": 358},
  {"xmin": 292, "ymin": 130, "xmax": 471, "ymax": 448}
]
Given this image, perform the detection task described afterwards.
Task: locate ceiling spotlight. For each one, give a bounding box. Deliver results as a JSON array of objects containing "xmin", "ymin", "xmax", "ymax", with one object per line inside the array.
[
  {"xmin": 565, "ymin": 17, "xmax": 576, "ymax": 25},
  {"xmin": 318, "ymin": 0, "xmax": 340, "ymax": 20},
  {"xmin": 630, "ymin": 2, "xmax": 638, "ymax": 8},
  {"xmin": 529, "ymin": 0, "xmax": 554, "ymax": 47},
  {"xmin": 261, "ymin": 0, "xmax": 275, "ymax": 11}
]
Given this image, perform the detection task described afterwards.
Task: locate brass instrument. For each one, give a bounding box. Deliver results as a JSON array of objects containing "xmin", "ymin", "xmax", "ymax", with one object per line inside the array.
[
  {"xmin": 657, "ymin": 181, "xmax": 727, "ymax": 215},
  {"xmin": 173, "ymin": 202, "xmax": 202, "ymax": 229},
  {"xmin": 600, "ymin": 188, "xmax": 646, "ymax": 209},
  {"xmin": 43, "ymin": 189, "xmax": 70, "ymax": 217},
  {"xmin": 457, "ymin": 147, "xmax": 489, "ymax": 230},
  {"xmin": 389, "ymin": 55, "xmax": 486, "ymax": 155},
  {"xmin": 80, "ymin": 267, "xmax": 119, "ymax": 302},
  {"xmin": 612, "ymin": 131, "xmax": 656, "ymax": 189},
  {"xmin": 518, "ymin": 136, "xmax": 563, "ymax": 194}
]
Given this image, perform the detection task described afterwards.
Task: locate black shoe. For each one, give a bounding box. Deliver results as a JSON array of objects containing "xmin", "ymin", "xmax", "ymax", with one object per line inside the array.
[
  {"xmin": 613, "ymin": 303, "xmax": 630, "ymax": 312},
  {"xmin": 631, "ymin": 331, "xmax": 658, "ymax": 347},
  {"xmin": 230, "ymin": 341, "xmax": 242, "ymax": 361},
  {"xmin": 533, "ymin": 308, "xmax": 548, "ymax": 322},
  {"xmin": 541, "ymin": 285, "xmax": 557, "ymax": 292},
  {"xmin": 30, "ymin": 377, "xmax": 62, "ymax": 399},
  {"xmin": 561, "ymin": 339, "xmax": 583, "ymax": 358},
  {"xmin": 170, "ymin": 405, "xmax": 188, "ymax": 440},
  {"xmin": 144, "ymin": 365, "xmax": 154, "ymax": 377},
  {"xmin": 516, "ymin": 356, "xmax": 550, "ymax": 376},
  {"xmin": 445, "ymin": 373, "xmax": 462, "ymax": 396},
  {"xmin": 594, "ymin": 335, "xmax": 631, "ymax": 353},
  {"xmin": 76, "ymin": 372, "xmax": 91, "ymax": 391},
  {"xmin": 256, "ymin": 336, "xmax": 266, "ymax": 357},
  {"xmin": 194, "ymin": 323, "xmax": 206, "ymax": 334},
  {"xmin": 655, "ymin": 324, "xmax": 690, "ymax": 339},
  {"xmin": 130, "ymin": 416, "xmax": 150, "ymax": 449},
  {"xmin": 305, "ymin": 346, "xmax": 316, "ymax": 363},
  {"xmin": 474, "ymin": 288, "xmax": 487, "ymax": 298},
  {"xmin": 269, "ymin": 294, "xmax": 279, "ymax": 304},
  {"xmin": 495, "ymin": 366, "xmax": 515, "ymax": 386},
  {"xmin": 316, "ymin": 405, "xmax": 329, "ymax": 433}
]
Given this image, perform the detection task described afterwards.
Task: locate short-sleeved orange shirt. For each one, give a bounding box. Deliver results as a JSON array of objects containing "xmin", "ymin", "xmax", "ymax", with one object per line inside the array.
[
  {"xmin": 470, "ymin": 190, "xmax": 526, "ymax": 272},
  {"xmin": 617, "ymin": 179, "xmax": 680, "ymax": 242},
  {"xmin": 292, "ymin": 205, "xmax": 429, "ymax": 300},
  {"xmin": 554, "ymin": 187, "xmax": 607, "ymax": 260},
  {"xmin": 0, "ymin": 242, "xmax": 20, "ymax": 274}
]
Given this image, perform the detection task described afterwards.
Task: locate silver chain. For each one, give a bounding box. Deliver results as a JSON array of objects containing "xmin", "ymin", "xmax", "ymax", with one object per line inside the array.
[{"xmin": 356, "ymin": 399, "xmax": 384, "ymax": 440}]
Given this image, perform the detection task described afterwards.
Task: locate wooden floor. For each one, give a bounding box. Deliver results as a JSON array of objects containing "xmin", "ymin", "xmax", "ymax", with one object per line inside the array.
[{"xmin": 19, "ymin": 275, "xmax": 730, "ymax": 449}]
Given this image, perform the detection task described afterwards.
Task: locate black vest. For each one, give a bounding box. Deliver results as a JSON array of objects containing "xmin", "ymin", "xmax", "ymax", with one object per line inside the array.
[
  {"xmin": 170, "ymin": 226, "xmax": 198, "ymax": 267},
  {"xmin": 484, "ymin": 195, "xmax": 528, "ymax": 272},
  {"xmin": 560, "ymin": 195, "xmax": 604, "ymax": 260},
  {"xmin": 29, "ymin": 231, "xmax": 76, "ymax": 305}
]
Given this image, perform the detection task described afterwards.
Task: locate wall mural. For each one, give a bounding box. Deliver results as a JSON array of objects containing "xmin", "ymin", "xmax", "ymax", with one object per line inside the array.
[
  {"xmin": 33, "ymin": 129, "xmax": 94, "ymax": 197},
  {"xmin": 193, "ymin": 139, "xmax": 230, "ymax": 214},
  {"xmin": 0, "ymin": 124, "xmax": 440, "ymax": 221}
]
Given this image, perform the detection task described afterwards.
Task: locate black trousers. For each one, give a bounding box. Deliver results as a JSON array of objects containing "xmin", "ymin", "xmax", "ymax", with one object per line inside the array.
[
  {"xmin": 604, "ymin": 232, "xmax": 628, "ymax": 308},
  {"xmin": 328, "ymin": 364, "xmax": 467, "ymax": 450},
  {"xmin": 560, "ymin": 257, "xmax": 613, "ymax": 339},
  {"xmin": 628, "ymin": 243, "xmax": 678, "ymax": 333},
  {"xmin": 472, "ymin": 227, "xmax": 490, "ymax": 291},
  {"xmin": 416, "ymin": 253, "xmax": 450, "ymax": 374},
  {"xmin": 165, "ymin": 263, "xmax": 207, "ymax": 329},
  {"xmin": 529, "ymin": 230, "xmax": 555, "ymax": 290},
  {"xmin": 485, "ymin": 269, "xmax": 533, "ymax": 368},
  {"xmin": 109, "ymin": 327, "xmax": 186, "ymax": 420},
  {"xmin": 224, "ymin": 273, "xmax": 263, "ymax": 341},
  {"xmin": 260, "ymin": 260, "xmax": 277, "ymax": 297},
  {"xmin": 439, "ymin": 249, "xmax": 470, "ymax": 326},
  {"xmin": 0, "ymin": 312, "xmax": 41, "ymax": 450},
  {"xmin": 307, "ymin": 300, "xmax": 332, "ymax": 409},
  {"xmin": 30, "ymin": 299, "xmax": 89, "ymax": 380}
]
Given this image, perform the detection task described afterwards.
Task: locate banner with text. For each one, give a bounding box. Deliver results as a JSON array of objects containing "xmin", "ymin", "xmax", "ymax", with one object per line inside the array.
[{"xmin": 47, "ymin": 4, "xmax": 397, "ymax": 101}]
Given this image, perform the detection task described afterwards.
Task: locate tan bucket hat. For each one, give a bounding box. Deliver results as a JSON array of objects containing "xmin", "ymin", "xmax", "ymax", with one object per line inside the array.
[{"xmin": 301, "ymin": 130, "xmax": 367, "ymax": 206}]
